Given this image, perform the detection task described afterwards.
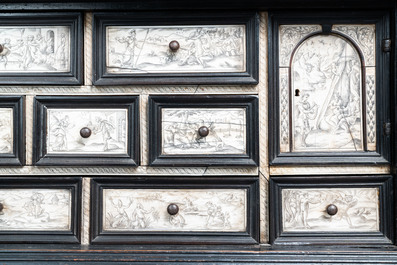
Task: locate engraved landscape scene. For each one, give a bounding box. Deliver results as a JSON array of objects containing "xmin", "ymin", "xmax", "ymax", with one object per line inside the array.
[
  {"xmin": 0, "ymin": 108, "xmax": 13, "ymax": 154},
  {"xmin": 106, "ymin": 25, "xmax": 246, "ymax": 73},
  {"xmin": 0, "ymin": 189, "xmax": 71, "ymax": 230},
  {"xmin": 47, "ymin": 109, "xmax": 128, "ymax": 154},
  {"xmin": 103, "ymin": 189, "xmax": 247, "ymax": 232},
  {"xmin": 0, "ymin": 26, "xmax": 70, "ymax": 72},
  {"xmin": 291, "ymin": 35, "xmax": 363, "ymax": 151},
  {"xmin": 282, "ymin": 188, "xmax": 379, "ymax": 232},
  {"xmin": 161, "ymin": 108, "xmax": 246, "ymax": 155}
]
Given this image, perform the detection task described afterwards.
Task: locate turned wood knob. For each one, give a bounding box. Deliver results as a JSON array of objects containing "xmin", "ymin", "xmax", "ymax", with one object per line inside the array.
[
  {"xmin": 169, "ymin": 40, "xmax": 180, "ymax": 52},
  {"xmin": 198, "ymin": 126, "xmax": 209, "ymax": 137},
  {"xmin": 326, "ymin": 204, "xmax": 338, "ymax": 216},
  {"xmin": 167, "ymin": 203, "xmax": 179, "ymax": 215},
  {"xmin": 0, "ymin": 44, "xmax": 3, "ymax": 53},
  {"xmin": 80, "ymin": 127, "xmax": 92, "ymax": 138}
]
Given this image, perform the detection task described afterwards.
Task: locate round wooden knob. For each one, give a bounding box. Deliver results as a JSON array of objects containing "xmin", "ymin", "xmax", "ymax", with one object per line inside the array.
[
  {"xmin": 198, "ymin": 126, "xmax": 209, "ymax": 137},
  {"xmin": 326, "ymin": 204, "xmax": 338, "ymax": 216},
  {"xmin": 167, "ymin": 203, "xmax": 179, "ymax": 215},
  {"xmin": 169, "ymin": 40, "xmax": 180, "ymax": 52},
  {"xmin": 80, "ymin": 127, "xmax": 92, "ymax": 138},
  {"xmin": 0, "ymin": 44, "xmax": 3, "ymax": 53}
]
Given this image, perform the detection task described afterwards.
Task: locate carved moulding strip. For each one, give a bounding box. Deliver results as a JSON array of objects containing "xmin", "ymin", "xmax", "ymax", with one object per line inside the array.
[
  {"xmin": 0, "ymin": 177, "xmax": 81, "ymax": 243},
  {"xmin": 0, "ymin": 166, "xmax": 258, "ymax": 176},
  {"xmin": 279, "ymin": 67, "xmax": 289, "ymax": 152},
  {"xmin": 366, "ymin": 67, "xmax": 376, "ymax": 151},
  {"xmin": 270, "ymin": 175, "xmax": 393, "ymax": 246},
  {"xmin": 90, "ymin": 177, "xmax": 259, "ymax": 244}
]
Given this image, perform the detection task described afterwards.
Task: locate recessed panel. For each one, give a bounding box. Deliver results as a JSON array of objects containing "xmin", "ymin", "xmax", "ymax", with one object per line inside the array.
[
  {"xmin": 291, "ymin": 35, "xmax": 363, "ymax": 152},
  {"xmin": 47, "ymin": 109, "xmax": 128, "ymax": 154},
  {"xmin": 282, "ymin": 187, "xmax": 379, "ymax": 232},
  {"xmin": 161, "ymin": 108, "xmax": 246, "ymax": 155},
  {"xmin": 0, "ymin": 189, "xmax": 72, "ymax": 231},
  {"xmin": 106, "ymin": 25, "xmax": 246, "ymax": 74},
  {"xmin": 0, "ymin": 26, "xmax": 70, "ymax": 73},
  {"xmin": 0, "ymin": 108, "xmax": 13, "ymax": 154},
  {"xmin": 103, "ymin": 188, "xmax": 247, "ymax": 232}
]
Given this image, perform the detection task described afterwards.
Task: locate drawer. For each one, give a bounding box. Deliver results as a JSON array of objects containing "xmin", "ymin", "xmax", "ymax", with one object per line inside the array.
[
  {"xmin": 270, "ymin": 175, "xmax": 393, "ymax": 245},
  {"xmin": 91, "ymin": 177, "xmax": 259, "ymax": 244},
  {"xmin": 0, "ymin": 96, "xmax": 24, "ymax": 166},
  {"xmin": 0, "ymin": 177, "xmax": 81, "ymax": 243},
  {"xmin": 33, "ymin": 95, "xmax": 139, "ymax": 166},
  {"xmin": 93, "ymin": 12, "xmax": 259, "ymax": 85},
  {"xmin": 0, "ymin": 13, "xmax": 83, "ymax": 84},
  {"xmin": 149, "ymin": 95, "xmax": 258, "ymax": 166}
]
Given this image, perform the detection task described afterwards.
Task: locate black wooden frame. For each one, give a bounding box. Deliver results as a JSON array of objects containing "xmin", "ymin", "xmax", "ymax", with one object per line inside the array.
[
  {"xmin": 90, "ymin": 177, "xmax": 259, "ymax": 245},
  {"xmin": 0, "ymin": 96, "xmax": 25, "ymax": 166},
  {"xmin": 270, "ymin": 175, "xmax": 394, "ymax": 246},
  {"xmin": 0, "ymin": 12, "xmax": 83, "ymax": 85},
  {"xmin": 0, "ymin": 177, "xmax": 81, "ymax": 244},
  {"xmin": 149, "ymin": 95, "xmax": 259, "ymax": 167},
  {"xmin": 33, "ymin": 95, "xmax": 140, "ymax": 166},
  {"xmin": 269, "ymin": 10, "xmax": 391, "ymax": 165},
  {"xmin": 93, "ymin": 11, "xmax": 259, "ymax": 85}
]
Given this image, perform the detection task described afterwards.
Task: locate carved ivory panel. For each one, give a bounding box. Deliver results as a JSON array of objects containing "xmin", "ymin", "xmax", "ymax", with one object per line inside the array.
[
  {"xmin": 278, "ymin": 24, "xmax": 376, "ymax": 153},
  {"xmin": 106, "ymin": 25, "xmax": 246, "ymax": 74},
  {"xmin": 102, "ymin": 189, "xmax": 247, "ymax": 232},
  {"xmin": 0, "ymin": 108, "xmax": 13, "ymax": 154},
  {"xmin": 161, "ymin": 108, "xmax": 247, "ymax": 155},
  {"xmin": 0, "ymin": 189, "xmax": 72, "ymax": 230},
  {"xmin": 0, "ymin": 26, "xmax": 71, "ymax": 72},
  {"xmin": 282, "ymin": 188, "xmax": 380, "ymax": 232},
  {"xmin": 47, "ymin": 109, "xmax": 128, "ymax": 154}
]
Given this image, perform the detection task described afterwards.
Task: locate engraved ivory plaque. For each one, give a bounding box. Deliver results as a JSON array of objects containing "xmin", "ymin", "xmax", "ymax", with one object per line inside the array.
[
  {"xmin": 0, "ymin": 189, "xmax": 72, "ymax": 230},
  {"xmin": 0, "ymin": 108, "xmax": 13, "ymax": 154},
  {"xmin": 106, "ymin": 25, "xmax": 246, "ymax": 73},
  {"xmin": 47, "ymin": 109, "xmax": 128, "ymax": 154},
  {"xmin": 0, "ymin": 26, "xmax": 70, "ymax": 72},
  {"xmin": 291, "ymin": 35, "xmax": 363, "ymax": 151},
  {"xmin": 103, "ymin": 189, "xmax": 247, "ymax": 232},
  {"xmin": 282, "ymin": 188, "xmax": 380, "ymax": 232},
  {"xmin": 161, "ymin": 108, "xmax": 246, "ymax": 155}
]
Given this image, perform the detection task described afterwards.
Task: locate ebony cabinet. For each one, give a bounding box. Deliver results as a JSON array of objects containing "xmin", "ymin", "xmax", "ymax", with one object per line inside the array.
[{"xmin": 0, "ymin": 1, "xmax": 395, "ymax": 264}]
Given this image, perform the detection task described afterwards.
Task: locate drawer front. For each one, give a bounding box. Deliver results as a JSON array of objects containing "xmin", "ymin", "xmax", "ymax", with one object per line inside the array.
[
  {"xmin": 0, "ymin": 177, "xmax": 81, "ymax": 243},
  {"xmin": 93, "ymin": 12, "xmax": 259, "ymax": 85},
  {"xmin": 91, "ymin": 177, "xmax": 259, "ymax": 244},
  {"xmin": 149, "ymin": 95, "xmax": 258, "ymax": 166},
  {"xmin": 33, "ymin": 96, "xmax": 139, "ymax": 166},
  {"xmin": 0, "ymin": 13, "xmax": 83, "ymax": 84},
  {"xmin": 47, "ymin": 108, "xmax": 128, "ymax": 155},
  {"xmin": 270, "ymin": 176, "xmax": 393, "ymax": 245}
]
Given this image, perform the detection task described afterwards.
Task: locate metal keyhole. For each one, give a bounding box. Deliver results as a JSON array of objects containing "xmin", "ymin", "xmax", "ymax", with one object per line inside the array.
[{"xmin": 295, "ymin": 89, "xmax": 300, "ymax": 96}]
